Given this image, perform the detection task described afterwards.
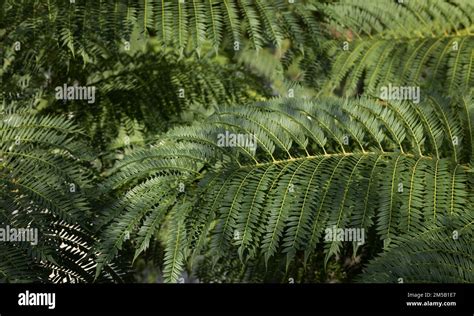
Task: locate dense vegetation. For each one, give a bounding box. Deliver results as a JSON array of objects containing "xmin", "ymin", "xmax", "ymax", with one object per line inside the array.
[{"xmin": 1, "ymin": 0, "xmax": 472, "ymax": 283}]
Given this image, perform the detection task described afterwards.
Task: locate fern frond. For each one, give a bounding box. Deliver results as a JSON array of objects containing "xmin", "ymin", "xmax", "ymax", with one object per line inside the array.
[
  {"xmin": 321, "ymin": 0, "xmax": 474, "ymax": 96},
  {"xmin": 5, "ymin": 0, "xmax": 319, "ymax": 53},
  {"xmin": 0, "ymin": 109, "xmax": 124, "ymax": 282},
  {"xmin": 361, "ymin": 217, "xmax": 473, "ymax": 283},
  {"xmin": 97, "ymin": 96, "xmax": 473, "ymax": 279}
]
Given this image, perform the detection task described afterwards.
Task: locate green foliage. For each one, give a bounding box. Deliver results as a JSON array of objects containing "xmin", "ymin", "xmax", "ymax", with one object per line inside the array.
[
  {"xmin": 2, "ymin": 1, "xmax": 273, "ymax": 154},
  {"xmin": 320, "ymin": 0, "xmax": 474, "ymax": 96},
  {"xmin": 361, "ymin": 215, "xmax": 473, "ymax": 283},
  {"xmin": 97, "ymin": 96, "xmax": 473, "ymax": 282},
  {"xmin": 48, "ymin": 48, "xmax": 269, "ymax": 151},
  {"xmin": 0, "ymin": 105, "xmax": 125, "ymax": 282},
  {"xmin": 3, "ymin": 0, "xmax": 319, "ymax": 52},
  {"xmin": 2, "ymin": 0, "xmax": 473, "ymax": 284}
]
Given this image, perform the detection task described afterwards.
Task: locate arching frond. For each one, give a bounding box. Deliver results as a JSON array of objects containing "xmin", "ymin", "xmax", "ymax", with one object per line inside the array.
[
  {"xmin": 321, "ymin": 0, "xmax": 474, "ymax": 96},
  {"xmin": 97, "ymin": 96, "xmax": 473, "ymax": 282}
]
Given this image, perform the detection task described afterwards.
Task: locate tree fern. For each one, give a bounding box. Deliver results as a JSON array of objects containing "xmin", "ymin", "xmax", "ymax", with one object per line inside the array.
[
  {"xmin": 361, "ymin": 215, "xmax": 473, "ymax": 283},
  {"xmin": 4, "ymin": 0, "xmax": 319, "ymax": 53},
  {"xmin": 0, "ymin": 105, "xmax": 125, "ymax": 282},
  {"xmin": 4, "ymin": 0, "xmax": 472, "ymax": 286},
  {"xmin": 320, "ymin": 0, "xmax": 474, "ymax": 96},
  {"xmin": 96, "ymin": 95, "xmax": 473, "ymax": 282}
]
